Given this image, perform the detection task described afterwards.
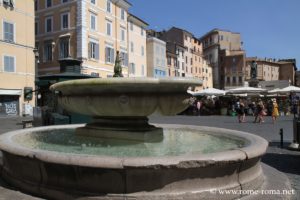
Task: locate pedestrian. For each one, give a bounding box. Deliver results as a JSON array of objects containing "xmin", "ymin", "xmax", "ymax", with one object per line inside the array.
[
  {"xmin": 272, "ymin": 98, "xmax": 279, "ymax": 124},
  {"xmin": 238, "ymin": 101, "xmax": 246, "ymax": 123},
  {"xmin": 196, "ymin": 100, "xmax": 201, "ymax": 116},
  {"xmin": 258, "ymin": 100, "xmax": 266, "ymax": 123}
]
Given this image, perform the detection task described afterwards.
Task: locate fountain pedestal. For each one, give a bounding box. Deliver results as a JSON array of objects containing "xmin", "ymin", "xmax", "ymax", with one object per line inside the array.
[{"xmin": 76, "ymin": 117, "xmax": 163, "ymax": 142}]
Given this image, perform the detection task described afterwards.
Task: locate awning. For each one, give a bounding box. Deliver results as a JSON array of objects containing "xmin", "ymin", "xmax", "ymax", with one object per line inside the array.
[{"xmin": 0, "ymin": 89, "xmax": 22, "ymax": 96}]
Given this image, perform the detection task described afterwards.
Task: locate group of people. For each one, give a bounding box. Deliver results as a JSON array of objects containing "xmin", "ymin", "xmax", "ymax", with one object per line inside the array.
[{"xmin": 234, "ymin": 98, "xmax": 279, "ymax": 124}]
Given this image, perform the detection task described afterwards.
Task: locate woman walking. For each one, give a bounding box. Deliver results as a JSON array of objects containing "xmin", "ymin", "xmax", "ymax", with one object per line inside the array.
[{"xmin": 272, "ymin": 98, "xmax": 279, "ymax": 124}]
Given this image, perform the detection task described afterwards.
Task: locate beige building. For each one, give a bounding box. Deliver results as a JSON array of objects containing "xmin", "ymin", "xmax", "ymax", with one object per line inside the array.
[
  {"xmin": 146, "ymin": 36, "xmax": 167, "ymax": 77},
  {"xmin": 192, "ymin": 37, "xmax": 213, "ymax": 89},
  {"xmin": 199, "ymin": 29, "xmax": 243, "ymax": 89},
  {"xmin": 0, "ymin": 0, "xmax": 35, "ymax": 116},
  {"xmin": 35, "ymin": 0, "xmax": 131, "ymax": 77},
  {"xmin": 128, "ymin": 14, "xmax": 148, "ymax": 77},
  {"xmin": 245, "ymin": 57, "xmax": 280, "ymax": 82}
]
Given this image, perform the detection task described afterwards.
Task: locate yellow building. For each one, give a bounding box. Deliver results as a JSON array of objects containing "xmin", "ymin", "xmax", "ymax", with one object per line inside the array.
[
  {"xmin": 0, "ymin": 0, "xmax": 35, "ymax": 116},
  {"xmin": 128, "ymin": 14, "xmax": 148, "ymax": 77},
  {"xmin": 35, "ymin": 0, "xmax": 131, "ymax": 77}
]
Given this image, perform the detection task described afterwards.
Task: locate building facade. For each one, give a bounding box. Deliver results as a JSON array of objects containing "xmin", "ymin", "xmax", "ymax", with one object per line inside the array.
[
  {"xmin": 35, "ymin": 0, "xmax": 131, "ymax": 77},
  {"xmin": 221, "ymin": 50, "xmax": 246, "ymax": 89},
  {"xmin": 146, "ymin": 36, "xmax": 167, "ymax": 78},
  {"xmin": 127, "ymin": 14, "xmax": 148, "ymax": 77},
  {"xmin": 0, "ymin": 0, "xmax": 35, "ymax": 116},
  {"xmin": 199, "ymin": 29, "xmax": 243, "ymax": 89},
  {"xmin": 245, "ymin": 58, "xmax": 280, "ymax": 82}
]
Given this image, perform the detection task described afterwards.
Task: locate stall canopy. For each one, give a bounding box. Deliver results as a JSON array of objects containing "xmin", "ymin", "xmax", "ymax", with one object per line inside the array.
[
  {"xmin": 188, "ymin": 88, "xmax": 226, "ymax": 96},
  {"xmin": 278, "ymin": 86, "xmax": 300, "ymax": 93},
  {"xmin": 226, "ymin": 86, "xmax": 266, "ymax": 94}
]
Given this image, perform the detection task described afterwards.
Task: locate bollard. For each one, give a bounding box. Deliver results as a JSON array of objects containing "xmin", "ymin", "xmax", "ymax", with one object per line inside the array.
[{"xmin": 279, "ymin": 128, "xmax": 283, "ymax": 148}]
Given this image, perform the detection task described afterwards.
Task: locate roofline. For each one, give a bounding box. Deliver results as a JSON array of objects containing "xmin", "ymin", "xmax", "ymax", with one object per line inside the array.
[
  {"xmin": 199, "ymin": 28, "xmax": 240, "ymax": 40},
  {"xmin": 170, "ymin": 26, "xmax": 193, "ymax": 37},
  {"xmin": 128, "ymin": 13, "xmax": 149, "ymax": 27}
]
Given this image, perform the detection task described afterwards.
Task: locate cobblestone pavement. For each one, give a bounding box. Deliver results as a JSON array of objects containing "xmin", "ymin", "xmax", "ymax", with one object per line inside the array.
[{"xmin": 0, "ymin": 115, "xmax": 299, "ymax": 199}]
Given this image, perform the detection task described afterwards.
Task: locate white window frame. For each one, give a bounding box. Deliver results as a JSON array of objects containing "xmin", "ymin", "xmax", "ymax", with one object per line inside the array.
[
  {"xmin": 61, "ymin": 12, "xmax": 70, "ymax": 30},
  {"xmin": 3, "ymin": 55, "xmax": 16, "ymax": 73},
  {"xmin": 45, "ymin": 16, "xmax": 53, "ymax": 33},
  {"xmin": 141, "ymin": 27, "xmax": 144, "ymax": 36},
  {"xmin": 120, "ymin": 8, "xmax": 125, "ymax": 20},
  {"xmin": 129, "ymin": 63, "xmax": 135, "ymax": 75},
  {"xmin": 90, "ymin": 12, "xmax": 97, "ymax": 31},
  {"xmin": 130, "ymin": 42, "xmax": 134, "ymax": 53},
  {"xmin": 130, "ymin": 22, "xmax": 133, "ymax": 31},
  {"xmin": 141, "ymin": 45, "xmax": 144, "ymax": 56},
  {"xmin": 43, "ymin": 41, "xmax": 53, "ymax": 62},
  {"xmin": 105, "ymin": 46, "xmax": 114, "ymax": 64},
  {"xmin": 59, "ymin": 38, "xmax": 70, "ymax": 59},
  {"xmin": 120, "ymin": 27, "xmax": 126, "ymax": 41},
  {"xmin": 89, "ymin": 39, "xmax": 99, "ymax": 60},
  {"xmin": 3, "ymin": 20, "xmax": 15, "ymax": 43},
  {"xmin": 106, "ymin": 20, "xmax": 112, "ymax": 36},
  {"xmin": 106, "ymin": 0, "xmax": 112, "ymax": 13},
  {"xmin": 45, "ymin": 0, "xmax": 52, "ymax": 8}
]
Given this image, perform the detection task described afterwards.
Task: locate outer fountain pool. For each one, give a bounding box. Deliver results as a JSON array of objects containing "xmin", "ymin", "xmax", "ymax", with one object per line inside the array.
[
  {"xmin": 0, "ymin": 78, "xmax": 268, "ymax": 199},
  {"xmin": 13, "ymin": 127, "xmax": 245, "ymax": 157}
]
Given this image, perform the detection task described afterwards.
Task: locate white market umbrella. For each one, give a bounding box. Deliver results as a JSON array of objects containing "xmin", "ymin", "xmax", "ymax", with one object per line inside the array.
[
  {"xmin": 226, "ymin": 86, "xmax": 266, "ymax": 94},
  {"xmin": 278, "ymin": 86, "xmax": 300, "ymax": 93},
  {"xmin": 268, "ymin": 88, "xmax": 282, "ymax": 94},
  {"xmin": 190, "ymin": 88, "xmax": 226, "ymax": 96}
]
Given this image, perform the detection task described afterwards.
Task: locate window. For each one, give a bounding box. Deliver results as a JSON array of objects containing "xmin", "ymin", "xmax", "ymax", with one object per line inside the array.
[
  {"xmin": 130, "ymin": 42, "xmax": 134, "ymax": 53},
  {"xmin": 167, "ymin": 57, "xmax": 171, "ymax": 65},
  {"xmin": 232, "ymin": 76, "xmax": 236, "ymax": 84},
  {"xmin": 141, "ymin": 46, "xmax": 144, "ymax": 56},
  {"xmin": 3, "ymin": 21, "xmax": 14, "ymax": 42},
  {"xmin": 105, "ymin": 47, "xmax": 114, "ymax": 63},
  {"xmin": 120, "ymin": 52, "xmax": 128, "ymax": 66},
  {"xmin": 141, "ymin": 65, "xmax": 145, "ymax": 76},
  {"xmin": 61, "ymin": 12, "xmax": 69, "ymax": 30},
  {"xmin": 130, "ymin": 22, "xmax": 133, "ymax": 31},
  {"xmin": 106, "ymin": 21, "xmax": 112, "ymax": 36},
  {"xmin": 35, "ymin": 22, "xmax": 38, "ymax": 35},
  {"xmin": 190, "ymin": 58, "xmax": 193, "ymax": 65},
  {"xmin": 45, "ymin": 16, "xmax": 53, "ymax": 33},
  {"xmin": 239, "ymin": 76, "xmax": 243, "ymax": 83},
  {"xmin": 141, "ymin": 27, "xmax": 144, "ymax": 36},
  {"xmin": 46, "ymin": 0, "xmax": 52, "ymax": 8},
  {"xmin": 121, "ymin": 28, "xmax": 126, "ymax": 41},
  {"xmin": 121, "ymin": 9, "xmax": 125, "ymax": 20},
  {"xmin": 62, "ymin": 0, "xmax": 68, "ymax": 3},
  {"xmin": 3, "ymin": 56, "xmax": 15, "ymax": 72},
  {"xmin": 89, "ymin": 41, "xmax": 99, "ymax": 60},
  {"xmin": 226, "ymin": 77, "xmax": 230, "ymax": 84},
  {"xmin": 106, "ymin": 0, "xmax": 111, "ymax": 13},
  {"xmin": 91, "ymin": 0, "xmax": 96, "ymax": 4},
  {"xmin": 59, "ymin": 38, "xmax": 69, "ymax": 58},
  {"xmin": 43, "ymin": 41, "xmax": 52, "ymax": 62},
  {"xmin": 129, "ymin": 63, "xmax": 135, "ymax": 74},
  {"xmin": 34, "ymin": 0, "xmax": 38, "ymax": 11},
  {"xmin": 90, "ymin": 13, "xmax": 97, "ymax": 30}
]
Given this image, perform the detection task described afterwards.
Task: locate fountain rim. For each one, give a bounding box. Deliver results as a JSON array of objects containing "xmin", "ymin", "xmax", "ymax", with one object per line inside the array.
[
  {"xmin": 49, "ymin": 77, "xmax": 202, "ymax": 95},
  {"xmin": 0, "ymin": 124, "xmax": 268, "ymax": 169}
]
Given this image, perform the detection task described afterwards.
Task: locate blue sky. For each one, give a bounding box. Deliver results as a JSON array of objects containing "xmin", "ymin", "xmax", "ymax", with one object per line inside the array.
[{"xmin": 129, "ymin": 0, "xmax": 300, "ymax": 68}]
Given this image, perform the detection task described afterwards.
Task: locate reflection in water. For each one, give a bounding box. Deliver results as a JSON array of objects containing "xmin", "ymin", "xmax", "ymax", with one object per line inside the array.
[{"xmin": 14, "ymin": 128, "xmax": 245, "ymax": 157}]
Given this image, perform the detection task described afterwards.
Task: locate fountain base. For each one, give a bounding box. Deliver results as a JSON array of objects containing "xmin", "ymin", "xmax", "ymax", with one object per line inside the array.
[{"xmin": 76, "ymin": 117, "xmax": 163, "ymax": 142}]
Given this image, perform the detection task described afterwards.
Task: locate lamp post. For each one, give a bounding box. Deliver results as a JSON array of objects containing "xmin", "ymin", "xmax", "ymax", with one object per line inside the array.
[{"xmin": 33, "ymin": 48, "xmax": 39, "ymax": 107}]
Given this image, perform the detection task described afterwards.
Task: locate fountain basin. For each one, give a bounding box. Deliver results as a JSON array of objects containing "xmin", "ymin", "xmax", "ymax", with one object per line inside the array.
[
  {"xmin": 50, "ymin": 78, "xmax": 200, "ymax": 116},
  {"xmin": 0, "ymin": 124, "xmax": 268, "ymax": 200}
]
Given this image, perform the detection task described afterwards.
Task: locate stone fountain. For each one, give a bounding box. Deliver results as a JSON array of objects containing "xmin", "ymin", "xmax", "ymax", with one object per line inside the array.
[{"xmin": 0, "ymin": 77, "xmax": 268, "ymax": 200}]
